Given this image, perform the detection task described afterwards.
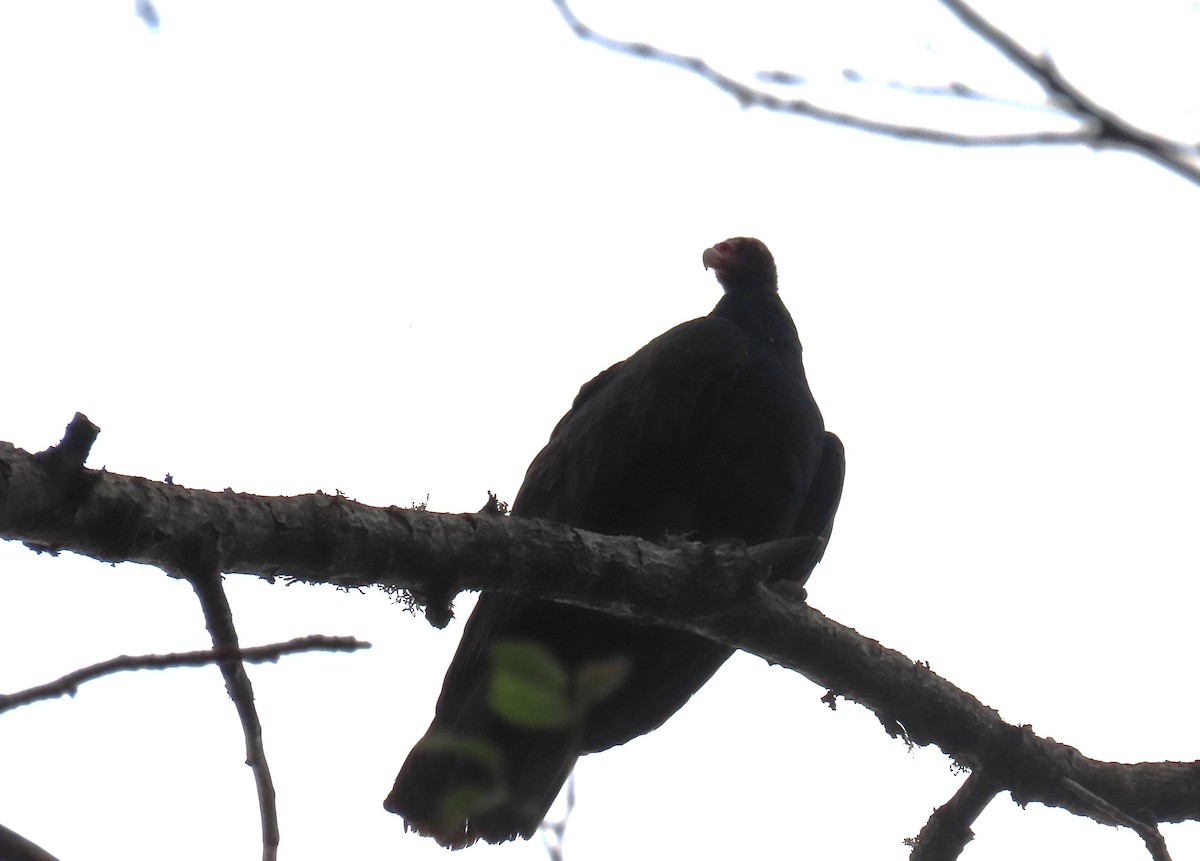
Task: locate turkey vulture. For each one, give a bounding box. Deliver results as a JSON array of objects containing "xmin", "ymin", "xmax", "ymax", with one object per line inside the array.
[{"xmin": 385, "ymin": 237, "xmax": 844, "ymax": 847}]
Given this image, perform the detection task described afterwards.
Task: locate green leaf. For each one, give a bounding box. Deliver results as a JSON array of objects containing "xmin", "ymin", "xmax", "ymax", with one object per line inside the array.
[
  {"xmin": 575, "ymin": 655, "xmax": 632, "ymax": 709},
  {"xmin": 439, "ymin": 784, "xmax": 508, "ymax": 832},
  {"xmin": 414, "ymin": 731, "xmax": 504, "ymax": 777},
  {"xmin": 488, "ymin": 640, "xmax": 572, "ymax": 729}
]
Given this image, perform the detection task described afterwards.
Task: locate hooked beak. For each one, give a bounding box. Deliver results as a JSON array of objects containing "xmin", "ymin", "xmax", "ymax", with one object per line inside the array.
[{"xmin": 701, "ymin": 245, "xmax": 725, "ymax": 271}]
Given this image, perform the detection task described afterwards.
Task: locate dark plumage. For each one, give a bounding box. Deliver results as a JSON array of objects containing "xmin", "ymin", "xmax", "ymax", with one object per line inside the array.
[{"xmin": 385, "ymin": 237, "xmax": 844, "ymax": 847}]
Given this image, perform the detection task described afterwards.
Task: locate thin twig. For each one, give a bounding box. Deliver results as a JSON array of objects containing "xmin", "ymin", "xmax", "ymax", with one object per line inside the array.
[
  {"xmin": 549, "ymin": 0, "xmax": 1200, "ymax": 186},
  {"xmin": 186, "ymin": 565, "xmax": 280, "ymax": 861},
  {"xmin": 755, "ymin": 66, "xmax": 1064, "ymax": 117},
  {"xmin": 539, "ymin": 770, "xmax": 576, "ymax": 861},
  {"xmin": 0, "ymin": 635, "xmax": 369, "ymax": 714},
  {"xmin": 550, "ymin": 0, "xmax": 1084, "ymax": 147},
  {"xmin": 938, "ymin": 0, "xmax": 1200, "ymax": 185}
]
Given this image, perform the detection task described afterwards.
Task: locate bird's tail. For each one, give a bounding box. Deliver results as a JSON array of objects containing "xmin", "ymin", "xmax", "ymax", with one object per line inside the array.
[{"xmin": 384, "ymin": 721, "xmax": 579, "ymax": 849}]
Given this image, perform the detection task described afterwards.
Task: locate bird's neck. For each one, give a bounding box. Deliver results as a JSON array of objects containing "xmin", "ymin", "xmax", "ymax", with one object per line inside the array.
[{"xmin": 712, "ymin": 290, "xmax": 801, "ymax": 351}]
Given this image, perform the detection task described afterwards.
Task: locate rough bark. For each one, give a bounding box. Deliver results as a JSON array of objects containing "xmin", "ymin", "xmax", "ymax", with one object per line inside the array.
[{"xmin": 2, "ymin": 420, "xmax": 1197, "ymax": 852}]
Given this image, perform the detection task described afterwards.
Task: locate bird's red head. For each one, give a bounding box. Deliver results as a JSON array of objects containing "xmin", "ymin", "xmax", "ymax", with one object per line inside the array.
[{"xmin": 702, "ymin": 237, "xmax": 778, "ymax": 294}]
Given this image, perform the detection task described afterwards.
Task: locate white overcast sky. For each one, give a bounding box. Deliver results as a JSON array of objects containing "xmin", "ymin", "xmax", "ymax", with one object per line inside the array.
[{"xmin": 2, "ymin": 1, "xmax": 1199, "ymax": 860}]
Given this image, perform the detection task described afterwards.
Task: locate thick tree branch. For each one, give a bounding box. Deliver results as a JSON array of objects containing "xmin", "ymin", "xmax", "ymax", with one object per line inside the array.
[
  {"xmin": 2, "ymin": 422, "xmax": 1197, "ymax": 850},
  {"xmin": 0, "ymin": 635, "xmax": 369, "ymax": 715},
  {"xmin": 550, "ymin": 0, "xmax": 1200, "ymax": 188}
]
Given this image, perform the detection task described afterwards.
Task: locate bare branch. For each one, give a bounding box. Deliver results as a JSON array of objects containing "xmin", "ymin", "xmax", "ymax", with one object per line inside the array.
[
  {"xmin": 0, "ymin": 636, "xmax": 369, "ymax": 715},
  {"xmin": 539, "ymin": 771, "xmax": 576, "ymax": 861},
  {"xmin": 182, "ymin": 563, "xmax": 280, "ymax": 861},
  {"xmin": 549, "ymin": 0, "xmax": 1200, "ymax": 187},
  {"xmin": 549, "ymin": 0, "xmax": 1083, "ymax": 148},
  {"xmin": 11, "ymin": 415, "xmax": 282, "ymax": 861},
  {"xmin": 908, "ymin": 770, "xmax": 1003, "ymax": 861},
  {"xmin": 2, "ymin": 423, "xmax": 1198, "ymax": 846},
  {"xmin": 1060, "ymin": 778, "xmax": 1173, "ymax": 861},
  {"xmin": 759, "ymin": 66, "xmax": 1063, "ymax": 117},
  {"xmin": 33, "ymin": 413, "xmax": 98, "ymax": 479},
  {"xmin": 937, "ymin": 0, "xmax": 1200, "ymax": 186}
]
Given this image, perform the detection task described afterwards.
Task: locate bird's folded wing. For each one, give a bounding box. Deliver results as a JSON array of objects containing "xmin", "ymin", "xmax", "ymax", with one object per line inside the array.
[{"xmin": 514, "ymin": 316, "xmax": 750, "ymax": 525}]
